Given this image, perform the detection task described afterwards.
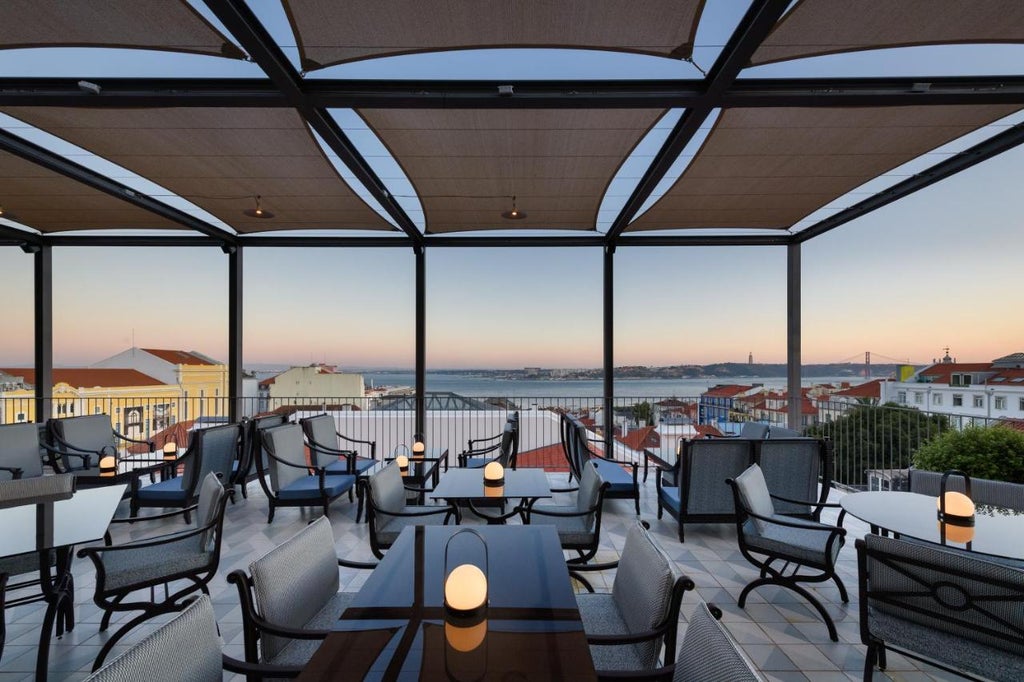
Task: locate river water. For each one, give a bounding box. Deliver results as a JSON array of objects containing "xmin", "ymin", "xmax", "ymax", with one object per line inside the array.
[{"xmin": 361, "ymin": 372, "xmax": 865, "ymax": 399}]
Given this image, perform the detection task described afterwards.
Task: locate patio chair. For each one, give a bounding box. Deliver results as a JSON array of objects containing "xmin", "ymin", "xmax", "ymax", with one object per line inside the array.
[
  {"xmin": 361, "ymin": 461, "xmax": 458, "ymax": 559},
  {"xmin": 228, "ymin": 516, "xmax": 377, "ymax": 672},
  {"xmin": 256, "ymin": 422, "xmax": 356, "ymax": 524},
  {"xmin": 0, "ymin": 422, "xmax": 45, "ymax": 480},
  {"xmin": 724, "ymin": 421, "xmax": 770, "ymax": 439},
  {"xmin": 523, "ymin": 460, "xmax": 611, "ymax": 580},
  {"xmin": 83, "ymin": 594, "xmax": 301, "ymax": 681},
  {"xmin": 131, "ymin": 422, "xmax": 242, "ymax": 522},
  {"xmin": 755, "ymin": 437, "xmax": 833, "ymax": 519},
  {"xmin": 45, "ymin": 414, "xmax": 154, "ymax": 475},
  {"xmin": 727, "ymin": 463, "xmax": 848, "ymax": 642},
  {"xmin": 655, "ymin": 438, "xmax": 755, "ymax": 541},
  {"xmin": 857, "ymin": 533, "xmax": 1024, "ymax": 682},
  {"xmin": 230, "ymin": 413, "xmax": 287, "ymax": 499},
  {"xmin": 563, "ymin": 414, "xmax": 639, "ymax": 516},
  {"xmin": 300, "ymin": 413, "xmax": 377, "ymax": 475},
  {"xmin": 78, "ymin": 472, "xmax": 231, "ymax": 670},
  {"xmin": 458, "ymin": 420, "xmax": 515, "ymax": 468},
  {"xmin": 571, "ymin": 521, "xmax": 694, "ymax": 674}
]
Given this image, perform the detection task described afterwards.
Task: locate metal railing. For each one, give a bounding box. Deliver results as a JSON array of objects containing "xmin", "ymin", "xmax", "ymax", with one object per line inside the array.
[{"xmin": 3, "ymin": 394, "xmax": 1015, "ymax": 488}]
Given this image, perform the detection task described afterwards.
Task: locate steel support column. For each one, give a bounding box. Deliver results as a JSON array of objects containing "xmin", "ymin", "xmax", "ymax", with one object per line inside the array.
[
  {"xmin": 227, "ymin": 246, "xmax": 243, "ymax": 421},
  {"xmin": 33, "ymin": 245, "xmax": 53, "ymax": 423},
  {"xmin": 786, "ymin": 243, "xmax": 801, "ymax": 430},
  {"xmin": 415, "ymin": 248, "xmax": 426, "ymax": 439},
  {"xmin": 603, "ymin": 245, "xmax": 615, "ymax": 454}
]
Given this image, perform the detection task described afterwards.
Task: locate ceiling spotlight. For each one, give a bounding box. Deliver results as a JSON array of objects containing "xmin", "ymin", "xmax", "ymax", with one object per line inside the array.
[
  {"xmin": 501, "ymin": 195, "xmax": 527, "ymax": 220},
  {"xmin": 243, "ymin": 195, "xmax": 274, "ymax": 219}
]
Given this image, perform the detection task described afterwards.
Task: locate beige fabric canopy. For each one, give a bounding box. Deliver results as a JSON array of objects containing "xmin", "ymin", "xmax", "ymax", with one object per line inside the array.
[
  {"xmin": 751, "ymin": 0, "xmax": 1024, "ymax": 66},
  {"xmin": 358, "ymin": 108, "xmax": 664, "ymax": 233},
  {"xmin": 3, "ymin": 107, "xmax": 395, "ymax": 234},
  {"xmin": 283, "ymin": 0, "xmax": 703, "ymax": 70},
  {"xmin": 0, "ymin": 0, "xmax": 245, "ymax": 59},
  {"xmin": 627, "ymin": 104, "xmax": 1022, "ymax": 232},
  {"xmin": 0, "ymin": 151, "xmax": 183, "ymax": 233}
]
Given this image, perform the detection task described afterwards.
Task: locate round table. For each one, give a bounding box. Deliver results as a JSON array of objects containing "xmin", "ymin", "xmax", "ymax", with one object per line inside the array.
[{"xmin": 840, "ymin": 491, "xmax": 1024, "ymax": 561}]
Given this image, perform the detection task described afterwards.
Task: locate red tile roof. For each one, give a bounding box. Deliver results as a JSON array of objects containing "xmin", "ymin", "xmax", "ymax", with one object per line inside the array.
[
  {"xmin": 655, "ymin": 398, "xmax": 688, "ymax": 407},
  {"xmin": 127, "ymin": 420, "xmax": 196, "ymax": 454},
  {"xmin": 516, "ymin": 443, "xmax": 570, "ymax": 472},
  {"xmin": 695, "ymin": 424, "xmax": 725, "ymax": 438},
  {"xmin": 0, "ymin": 368, "xmax": 165, "ymax": 388},
  {"xmin": 999, "ymin": 419, "xmax": 1024, "ymax": 433},
  {"xmin": 703, "ymin": 384, "xmax": 753, "ymax": 398},
  {"xmin": 616, "ymin": 426, "xmax": 660, "ymax": 452},
  {"xmin": 920, "ymin": 363, "xmax": 992, "ymax": 383},
  {"xmin": 141, "ymin": 348, "xmax": 217, "ymax": 365},
  {"xmin": 831, "ymin": 379, "xmax": 883, "ymax": 399}
]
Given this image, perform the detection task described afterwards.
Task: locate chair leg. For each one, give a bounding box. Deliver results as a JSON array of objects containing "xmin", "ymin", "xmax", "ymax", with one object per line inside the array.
[
  {"xmin": 863, "ymin": 642, "xmax": 877, "ymax": 682},
  {"xmin": 0, "ymin": 573, "xmax": 7, "ymax": 661},
  {"xmin": 634, "ymin": 494, "xmax": 640, "ymax": 516},
  {"xmin": 267, "ymin": 503, "xmax": 275, "ymax": 524},
  {"xmin": 182, "ymin": 508, "xmax": 191, "ymax": 525},
  {"xmin": 833, "ymin": 573, "xmax": 849, "ymax": 602}
]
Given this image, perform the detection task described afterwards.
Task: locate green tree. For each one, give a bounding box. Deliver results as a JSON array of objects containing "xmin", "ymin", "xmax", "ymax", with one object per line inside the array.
[
  {"xmin": 913, "ymin": 425, "xmax": 1024, "ymax": 483},
  {"xmin": 806, "ymin": 403, "xmax": 949, "ymax": 488}
]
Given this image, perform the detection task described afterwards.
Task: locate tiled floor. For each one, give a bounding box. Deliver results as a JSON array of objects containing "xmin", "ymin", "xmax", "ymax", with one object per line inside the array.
[{"xmin": 1, "ymin": 470, "xmax": 964, "ymax": 681}]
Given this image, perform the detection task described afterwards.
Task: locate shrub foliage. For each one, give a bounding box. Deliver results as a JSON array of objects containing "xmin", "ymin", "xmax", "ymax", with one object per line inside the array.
[{"xmin": 913, "ymin": 425, "xmax": 1024, "ymax": 484}]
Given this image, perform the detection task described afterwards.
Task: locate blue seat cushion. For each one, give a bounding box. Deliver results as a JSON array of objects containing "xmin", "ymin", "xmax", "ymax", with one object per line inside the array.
[
  {"xmin": 136, "ymin": 477, "xmax": 188, "ymax": 503},
  {"xmin": 462, "ymin": 457, "xmax": 491, "ymax": 469},
  {"xmin": 592, "ymin": 459, "xmax": 635, "ymax": 494},
  {"xmin": 278, "ymin": 474, "xmax": 355, "ymax": 500},
  {"xmin": 324, "ymin": 458, "xmax": 376, "ymax": 475},
  {"xmin": 659, "ymin": 486, "xmax": 681, "ymax": 514}
]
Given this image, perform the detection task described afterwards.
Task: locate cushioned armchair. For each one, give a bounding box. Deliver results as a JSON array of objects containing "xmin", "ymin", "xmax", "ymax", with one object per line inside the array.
[
  {"xmin": 84, "ymin": 594, "xmax": 301, "ymax": 681},
  {"xmin": 755, "ymin": 437, "xmax": 832, "ymax": 519},
  {"xmin": 362, "ymin": 462, "xmax": 458, "ymax": 558},
  {"xmin": 0, "ymin": 422, "xmax": 45, "ymax": 481},
  {"xmin": 458, "ymin": 420, "xmax": 515, "ymax": 469},
  {"xmin": 131, "ymin": 422, "xmax": 242, "ymax": 521},
  {"xmin": 523, "ymin": 460, "xmax": 610, "ymax": 578},
  {"xmin": 78, "ymin": 472, "xmax": 231, "ymax": 670},
  {"xmin": 571, "ymin": 521, "xmax": 694, "ymax": 674},
  {"xmin": 46, "ymin": 414, "xmax": 154, "ymax": 475},
  {"xmin": 857, "ymin": 534, "xmax": 1024, "ymax": 682},
  {"xmin": 256, "ymin": 423, "xmax": 356, "ymax": 524},
  {"xmin": 727, "ymin": 464, "xmax": 848, "ymax": 641},
  {"xmin": 562, "ymin": 414, "xmax": 639, "ymax": 515},
  {"xmin": 231, "ymin": 413, "xmax": 288, "ymax": 499},
  {"xmin": 656, "ymin": 438, "xmax": 755, "ymax": 541},
  {"xmin": 229, "ymin": 516, "xmax": 376, "ymax": 673},
  {"xmin": 300, "ymin": 413, "xmax": 377, "ymax": 475}
]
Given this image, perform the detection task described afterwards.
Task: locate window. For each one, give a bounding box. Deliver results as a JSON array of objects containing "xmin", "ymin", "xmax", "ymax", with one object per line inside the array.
[
  {"xmin": 1019, "ymin": 397, "xmax": 1024, "ymax": 411},
  {"xmin": 897, "ymin": 391, "xmax": 907, "ymax": 404},
  {"xmin": 973, "ymin": 395, "xmax": 984, "ymax": 408},
  {"xmin": 951, "ymin": 373, "xmax": 972, "ymax": 387},
  {"xmin": 913, "ymin": 392, "xmax": 923, "ymax": 404},
  {"xmin": 16, "ymin": 412, "xmax": 25, "ymax": 422},
  {"xmin": 94, "ymin": 406, "xmax": 101, "ymax": 414},
  {"xmin": 995, "ymin": 396, "xmax": 1007, "ymax": 410},
  {"xmin": 934, "ymin": 393, "xmax": 943, "ymax": 405},
  {"xmin": 953, "ymin": 394, "xmax": 963, "ymax": 407}
]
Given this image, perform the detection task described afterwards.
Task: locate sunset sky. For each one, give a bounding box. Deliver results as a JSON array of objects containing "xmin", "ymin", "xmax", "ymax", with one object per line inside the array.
[{"xmin": 2, "ymin": 2, "xmax": 1023, "ymax": 370}]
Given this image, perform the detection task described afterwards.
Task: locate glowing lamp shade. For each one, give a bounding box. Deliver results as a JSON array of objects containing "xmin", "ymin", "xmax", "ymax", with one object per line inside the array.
[
  {"xmin": 412, "ymin": 441, "xmax": 426, "ymax": 458},
  {"xmin": 445, "ymin": 563, "xmax": 488, "ymax": 613},
  {"xmin": 99, "ymin": 455, "xmax": 117, "ymax": 477},
  {"xmin": 396, "ymin": 455, "xmax": 409, "ymax": 473},
  {"xmin": 936, "ymin": 470, "xmax": 975, "ymax": 527},
  {"xmin": 484, "ymin": 484, "xmax": 504, "ymax": 498},
  {"xmin": 483, "ymin": 461, "xmax": 504, "ymax": 487},
  {"xmin": 162, "ymin": 441, "xmax": 177, "ymax": 461},
  {"xmin": 938, "ymin": 519, "xmax": 976, "ymax": 544},
  {"xmin": 936, "ymin": 491, "xmax": 975, "ymax": 525}
]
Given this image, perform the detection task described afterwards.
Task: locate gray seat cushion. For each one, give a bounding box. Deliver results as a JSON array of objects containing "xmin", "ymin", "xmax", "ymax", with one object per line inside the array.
[
  {"xmin": 0, "ymin": 422, "xmax": 44, "ymax": 480},
  {"xmin": 576, "ymin": 593, "xmax": 646, "ymax": 671},
  {"xmin": 100, "ymin": 531, "xmax": 212, "ymax": 592},
  {"xmin": 266, "ymin": 591, "xmax": 355, "ymax": 667},
  {"xmin": 528, "ymin": 504, "xmax": 595, "ymax": 545},
  {"xmin": 734, "ymin": 464, "xmax": 775, "ymax": 533},
  {"xmin": 743, "ymin": 516, "xmax": 841, "ymax": 567},
  {"xmin": 374, "ymin": 505, "xmax": 449, "ymax": 545}
]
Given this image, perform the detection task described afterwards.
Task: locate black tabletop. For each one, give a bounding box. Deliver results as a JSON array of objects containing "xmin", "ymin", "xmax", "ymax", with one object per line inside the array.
[
  {"xmin": 841, "ymin": 491, "xmax": 1024, "ymax": 560},
  {"xmin": 428, "ymin": 468, "xmax": 552, "ymax": 501},
  {"xmin": 0, "ymin": 484, "xmax": 127, "ymax": 556},
  {"xmin": 299, "ymin": 524, "xmax": 595, "ymax": 681}
]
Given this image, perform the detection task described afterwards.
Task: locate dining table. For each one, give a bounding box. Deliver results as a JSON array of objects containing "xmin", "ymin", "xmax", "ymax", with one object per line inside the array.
[
  {"xmin": 840, "ymin": 490, "xmax": 1024, "ymax": 561},
  {"xmin": 428, "ymin": 467, "xmax": 552, "ymax": 523},
  {"xmin": 0, "ymin": 483, "xmax": 127, "ymax": 682},
  {"xmin": 298, "ymin": 524, "xmax": 597, "ymax": 681}
]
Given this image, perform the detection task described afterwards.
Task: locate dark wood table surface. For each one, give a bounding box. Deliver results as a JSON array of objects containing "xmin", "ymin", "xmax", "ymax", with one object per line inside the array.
[
  {"xmin": 841, "ymin": 491, "xmax": 1024, "ymax": 560},
  {"xmin": 298, "ymin": 524, "xmax": 596, "ymax": 681}
]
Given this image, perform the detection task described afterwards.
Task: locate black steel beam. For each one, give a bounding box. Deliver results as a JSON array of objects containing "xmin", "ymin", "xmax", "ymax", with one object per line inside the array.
[
  {"xmin": 204, "ymin": 0, "xmax": 423, "ymax": 247},
  {"xmin": 34, "ymin": 245, "xmax": 52, "ymax": 424},
  {"xmin": 602, "ymin": 245, "xmax": 615, "ymax": 456},
  {"xmin": 228, "ymin": 246, "xmax": 243, "ymax": 422},
  {"xmin": 0, "ymin": 223, "xmax": 41, "ymax": 245},
  {"xmin": 795, "ymin": 120, "xmax": 1024, "ymax": 243},
  {"xmin": 604, "ymin": 0, "xmax": 793, "ymax": 245},
  {"xmin": 415, "ymin": 249, "xmax": 426, "ymax": 438},
  {"xmin": 0, "ymin": 130, "xmax": 237, "ymax": 244},
  {"xmin": 4, "ymin": 76, "xmax": 1022, "ymax": 109},
  {"xmin": 45, "ymin": 235, "xmax": 224, "ymax": 247}
]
